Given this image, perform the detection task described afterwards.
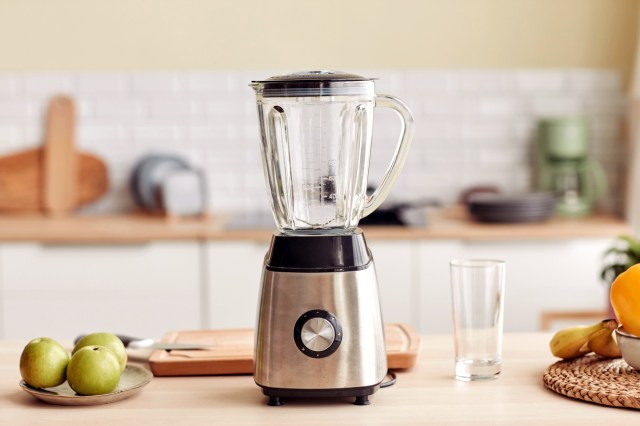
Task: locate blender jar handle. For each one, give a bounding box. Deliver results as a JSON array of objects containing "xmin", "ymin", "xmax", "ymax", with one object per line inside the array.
[{"xmin": 362, "ymin": 94, "xmax": 415, "ymax": 218}]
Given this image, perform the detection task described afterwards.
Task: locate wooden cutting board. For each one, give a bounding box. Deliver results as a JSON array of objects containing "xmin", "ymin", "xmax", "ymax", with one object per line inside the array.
[
  {"xmin": 0, "ymin": 96, "xmax": 108, "ymax": 213},
  {"xmin": 43, "ymin": 96, "xmax": 77, "ymax": 215},
  {"xmin": 0, "ymin": 149, "xmax": 107, "ymax": 212},
  {"xmin": 148, "ymin": 323, "xmax": 421, "ymax": 377}
]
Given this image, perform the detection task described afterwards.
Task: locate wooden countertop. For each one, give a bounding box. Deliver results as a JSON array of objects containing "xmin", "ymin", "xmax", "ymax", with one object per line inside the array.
[
  {"xmin": 0, "ymin": 206, "xmax": 629, "ymax": 243},
  {"xmin": 1, "ymin": 333, "xmax": 637, "ymax": 425}
]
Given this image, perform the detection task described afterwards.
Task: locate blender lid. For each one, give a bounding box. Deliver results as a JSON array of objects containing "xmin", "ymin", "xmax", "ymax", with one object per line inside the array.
[{"xmin": 250, "ymin": 70, "xmax": 375, "ymax": 97}]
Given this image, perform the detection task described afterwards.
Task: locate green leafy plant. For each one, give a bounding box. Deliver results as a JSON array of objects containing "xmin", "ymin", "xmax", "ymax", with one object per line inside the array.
[{"xmin": 601, "ymin": 235, "xmax": 640, "ymax": 284}]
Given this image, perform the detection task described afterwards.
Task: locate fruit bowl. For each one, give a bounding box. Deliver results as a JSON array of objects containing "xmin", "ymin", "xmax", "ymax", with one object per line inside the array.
[{"xmin": 615, "ymin": 326, "xmax": 640, "ymax": 370}]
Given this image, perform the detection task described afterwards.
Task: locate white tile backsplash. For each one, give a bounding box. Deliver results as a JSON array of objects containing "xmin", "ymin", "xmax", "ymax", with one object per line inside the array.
[
  {"xmin": 187, "ymin": 72, "xmax": 242, "ymax": 94},
  {"xmin": 131, "ymin": 73, "xmax": 185, "ymax": 94},
  {"xmin": 92, "ymin": 98, "xmax": 148, "ymax": 118},
  {"xmin": 0, "ymin": 75, "xmax": 21, "ymax": 95},
  {"xmin": 529, "ymin": 96, "xmax": 585, "ymax": 116},
  {"xmin": 0, "ymin": 98, "xmax": 37, "ymax": 118},
  {"xmin": 0, "ymin": 69, "xmax": 627, "ymax": 215},
  {"xmin": 23, "ymin": 73, "xmax": 75, "ymax": 94},
  {"xmin": 459, "ymin": 71, "xmax": 515, "ymax": 93},
  {"xmin": 77, "ymin": 74, "xmax": 129, "ymax": 95},
  {"xmin": 132, "ymin": 121, "xmax": 185, "ymax": 142},
  {"xmin": 149, "ymin": 98, "xmax": 204, "ymax": 118},
  {"xmin": 0, "ymin": 124, "xmax": 23, "ymax": 147},
  {"xmin": 515, "ymin": 71, "xmax": 565, "ymax": 92},
  {"xmin": 567, "ymin": 71, "xmax": 621, "ymax": 94}
]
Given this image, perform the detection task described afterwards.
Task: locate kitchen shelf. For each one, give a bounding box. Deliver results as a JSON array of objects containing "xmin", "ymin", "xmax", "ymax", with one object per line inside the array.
[{"xmin": 0, "ymin": 206, "xmax": 629, "ymax": 243}]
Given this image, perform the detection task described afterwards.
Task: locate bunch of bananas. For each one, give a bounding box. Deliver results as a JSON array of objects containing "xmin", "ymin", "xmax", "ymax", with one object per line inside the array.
[{"xmin": 549, "ymin": 319, "xmax": 621, "ymax": 360}]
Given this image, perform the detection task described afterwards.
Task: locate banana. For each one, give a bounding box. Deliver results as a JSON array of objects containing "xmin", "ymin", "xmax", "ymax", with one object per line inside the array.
[
  {"xmin": 587, "ymin": 320, "xmax": 621, "ymax": 358},
  {"xmin": 549, "ymin": 320, "xmax": 615, "ymax": 360}
]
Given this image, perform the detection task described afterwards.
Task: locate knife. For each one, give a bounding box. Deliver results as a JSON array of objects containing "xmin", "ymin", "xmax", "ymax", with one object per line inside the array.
[{"xmin": 74, "ymin": 334, "xmax": 211, "ymax": 351}]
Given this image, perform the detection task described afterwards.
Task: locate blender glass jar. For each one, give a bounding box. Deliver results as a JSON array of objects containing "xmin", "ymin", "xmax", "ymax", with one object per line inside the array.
[{"xmin": 250, "ymin": 71, "xmax": 413, "ymax": 234}]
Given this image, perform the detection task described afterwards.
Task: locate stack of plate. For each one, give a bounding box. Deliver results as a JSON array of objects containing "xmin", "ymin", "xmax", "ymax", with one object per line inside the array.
[{"xmin": 467, "ymin": 192, "xmax": 557, "ymax": 223}]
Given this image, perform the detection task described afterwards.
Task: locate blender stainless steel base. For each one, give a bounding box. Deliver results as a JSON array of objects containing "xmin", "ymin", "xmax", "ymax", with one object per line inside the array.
[{"xmin": 253, "ymin": 230, "xmax": 387, "ymax": 406}]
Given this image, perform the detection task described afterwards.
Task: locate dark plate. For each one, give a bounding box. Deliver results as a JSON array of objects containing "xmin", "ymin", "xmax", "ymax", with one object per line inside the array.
[
  {"xmin": 469, "ymin": 203, "xmax": 556, "ymax": 213},
  {"xmin": 470, "ymin": 208, "xmax": 555, "ymax": 223},
  {"xmin": 468, "ymin": 192, "xmax": 556, "ymax": 209}
]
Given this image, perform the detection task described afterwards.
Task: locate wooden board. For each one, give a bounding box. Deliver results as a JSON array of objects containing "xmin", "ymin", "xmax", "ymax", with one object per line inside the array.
[
  {"xmin": 0, "ymin": 95, "xmax": 108, "ymax": 213},
  {"xmin": 148, "ymin": 323, "xmax": 421, "ymax": 376},
  {"xmin": 44, "ymin": 95, "xmax": 77, "ymax": 215},
  {"xmin": 0, "ymin": 149, "xmax": 108, "ymax": 212}
]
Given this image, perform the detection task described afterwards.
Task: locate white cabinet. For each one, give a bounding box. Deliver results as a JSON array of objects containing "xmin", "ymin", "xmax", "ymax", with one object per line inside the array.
[
  {"xmin": 368, "ymin": 241, "xmax": 416, "ymax": 325},
  {"xmin": 0, "ymin": 242, "xmax": 201, "ymax": 340},
  {"xmin": 417, "ymin": 238, "xmax": 611, "ymax": 334},
  {"xmin": 204, "ymin": 240, "xmax": 416, "ymax": 329},
  {"xmin": 205, "ymin": 241, "xmax": 268, "ymax": 328},
  {"xmin": 204, "ymin": 237, "xmax": 612, "ymax": 334},
  {"xmin": 0, "ymin": 235, "xmax": 614, "ymax": 340}
]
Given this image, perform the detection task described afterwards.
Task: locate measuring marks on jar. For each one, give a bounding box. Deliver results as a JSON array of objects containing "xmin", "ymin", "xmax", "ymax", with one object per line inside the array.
[{"xmin": 301, "ymin": 158, "xmax": 338, "ymax": 204}]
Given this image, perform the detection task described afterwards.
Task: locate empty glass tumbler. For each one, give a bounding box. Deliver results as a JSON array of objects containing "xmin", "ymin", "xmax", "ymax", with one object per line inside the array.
[
  {"xmin": 250, "ymin": 71, "xmax": 413, "ymax": 234},
  {"xmin": 450, "ymin": 259, "xmax": 506, "ymax": 381}
]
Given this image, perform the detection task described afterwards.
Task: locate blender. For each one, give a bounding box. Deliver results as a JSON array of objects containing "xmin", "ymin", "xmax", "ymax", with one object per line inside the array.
[{"xmin": 250, "ymin": 71, "xmax": 414, "ymax": 406}]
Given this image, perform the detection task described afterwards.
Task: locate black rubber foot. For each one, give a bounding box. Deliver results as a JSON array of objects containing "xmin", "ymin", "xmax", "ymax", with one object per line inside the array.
[
  {"xmin": 268, "ymin": 396, "xmax": 284, "ymax": 406},
  {"xmin": 354, "ymin": 395, "xmax": 370, "ymax": 406}
]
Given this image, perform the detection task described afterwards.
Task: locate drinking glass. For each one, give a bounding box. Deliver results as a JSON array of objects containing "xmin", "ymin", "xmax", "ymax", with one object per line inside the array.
[{"xmin": 450, "ymin": 259, "xmax": 506, "ymax": 381}]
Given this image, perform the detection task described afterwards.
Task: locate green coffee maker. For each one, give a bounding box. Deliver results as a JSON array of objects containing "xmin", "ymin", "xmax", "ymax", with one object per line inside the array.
[{"xmin": 536, "ymin": 117, "xmax": 607, "ymax": 216}]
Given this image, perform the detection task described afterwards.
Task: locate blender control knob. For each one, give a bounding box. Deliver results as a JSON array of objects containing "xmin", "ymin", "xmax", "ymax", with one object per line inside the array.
[
  {"xmin": 293, "ymin": 310, "xmax": 342, "ymax": 358},
  {"xmin": 300, "ymin": 318, "xmax": 335, "ymax": 352}
]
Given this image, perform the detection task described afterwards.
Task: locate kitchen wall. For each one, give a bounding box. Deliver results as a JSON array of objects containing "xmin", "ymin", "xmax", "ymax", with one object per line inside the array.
[
  {"xmin": 0, "ymin": 1, "xmax": 634, "ymax": 215},
  {"xmin": 0, "ymin": 1, "xmax": 636, "ymax": 86},
  {"xmin": 0, "ymin": 69, "xmax": 627, "ymax": 214}
]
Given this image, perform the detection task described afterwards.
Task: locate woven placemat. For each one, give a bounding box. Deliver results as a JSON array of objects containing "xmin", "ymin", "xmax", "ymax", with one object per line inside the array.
[{"xmin": 543, "ymin": 354, "xmax": 640, "ymax": 409}]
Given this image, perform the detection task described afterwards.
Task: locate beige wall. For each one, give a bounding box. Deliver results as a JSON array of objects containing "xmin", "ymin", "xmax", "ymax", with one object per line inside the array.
[{"xmin": 0, "ymin": 0, "xmax": 637, "ymax": 86}]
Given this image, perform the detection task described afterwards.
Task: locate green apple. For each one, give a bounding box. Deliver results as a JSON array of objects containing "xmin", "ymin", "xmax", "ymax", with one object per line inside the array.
[
  {"xmin": 67, "ymin": 345, "xmax": 121, "ymax": 395},
  {"xmin": 73, "ymin": 332, "xmax": 127, "ymax": 372},
  {"xmin": 19, "ymin": 337, "xmax": 70, "ymax": 389}
]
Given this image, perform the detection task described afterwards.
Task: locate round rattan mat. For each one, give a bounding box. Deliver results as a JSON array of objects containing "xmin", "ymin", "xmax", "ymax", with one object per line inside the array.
[{"xmin": 543, "ymin": 354, "xmax": 640, "ymax": 409}]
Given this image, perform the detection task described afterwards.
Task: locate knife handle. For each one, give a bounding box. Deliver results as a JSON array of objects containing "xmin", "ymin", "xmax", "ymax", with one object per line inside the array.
[{"xmin": 73, "ymin": 334, "xmax": 144, "ymax": 348}]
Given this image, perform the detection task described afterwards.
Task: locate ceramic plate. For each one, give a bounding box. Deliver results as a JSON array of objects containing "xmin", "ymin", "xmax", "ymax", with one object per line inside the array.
[{"xmin": 19, "ymin": 364, "xmax": 153, "ymax": 406}]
